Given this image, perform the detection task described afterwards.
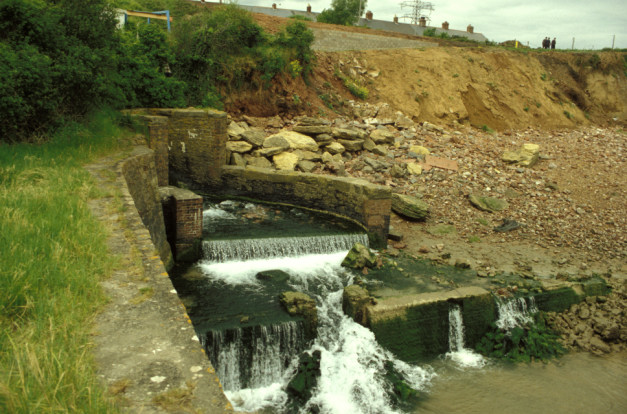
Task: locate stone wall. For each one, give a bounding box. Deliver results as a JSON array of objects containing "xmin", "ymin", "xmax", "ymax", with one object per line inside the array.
[
  {"xmin": 120, "ymin": 146, "xmax": 173, "ymax": 269},
  {"xmin": 218, "ymin": 166, "xmax": 392, "ymax": 247},
  {"xmin": 143, "ymin": 108, "xmax": 228, "ymax": 187},
  {"xmin": 134, "ymin": 108, "xmax": 393, "ymax": 247},
  {"xmin": 311, "ymin": 28, "xmax": 437, "ymax": 52},
  {"xmin": 160, "ymin": 186, "xmax": 203, "ymax": 262},
  {"xmin": 142, "ymin": 115, "xmax": 169, "ymax": 186}
]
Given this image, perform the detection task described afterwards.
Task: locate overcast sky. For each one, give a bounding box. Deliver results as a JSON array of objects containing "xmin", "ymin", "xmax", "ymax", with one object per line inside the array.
[{"xmin": 240, "ymin": 0, "xmax": 627, "ymax": 49}]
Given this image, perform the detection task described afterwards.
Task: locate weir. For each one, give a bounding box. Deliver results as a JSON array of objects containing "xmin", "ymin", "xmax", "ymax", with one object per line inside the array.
[
  {"xmin": 172, "ymin": 201, "xmax": 434, "ymax": 412},
  {"xmin": 200, "ymin": 321, "xmax": 306, "ymax": 390}
]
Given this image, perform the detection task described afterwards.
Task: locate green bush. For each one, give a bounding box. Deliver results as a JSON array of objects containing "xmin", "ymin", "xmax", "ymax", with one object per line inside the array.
[
  {"xmin": 422, "ymin": 28, "xmax": 437, "ymax": 37},
  {"xmin": 117, "ymin": 23, "xmax": 186, "ymax": 108},
  {"xmin": 317, "ymin": 0, "xmax": 365, "ymax": 26},
  {"xmin": 0, "ymin": 0, "xmax": 119, "ymax": 142},
  {"xmin": 276, "ymin": 21, "xmax": 316, "ymax": 77}
]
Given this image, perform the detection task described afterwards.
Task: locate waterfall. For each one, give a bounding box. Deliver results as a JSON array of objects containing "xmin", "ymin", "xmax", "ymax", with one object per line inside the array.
[
  {"xmin": 495, "ymin": 296, "xmax": 538, "ymax": 331},
  {"xmin": 201, "ymin": 321, "xmax": 306, "ymax": 391},
  {"xmin": 203, "ymin": 233, "xmax": 369, "ymax": 262},
  {"xmin": 190, "ymin": 201, "xmax": 435, "ymax": 412},
  {"xmin": 445, "ymin": 304, "xmax": 486, "ymax": 368}
]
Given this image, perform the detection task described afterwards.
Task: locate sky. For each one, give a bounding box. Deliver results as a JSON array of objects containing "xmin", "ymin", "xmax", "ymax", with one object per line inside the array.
[{"xmin": 239, "ymin": 0, "xmax": 627, "ymax": 49}]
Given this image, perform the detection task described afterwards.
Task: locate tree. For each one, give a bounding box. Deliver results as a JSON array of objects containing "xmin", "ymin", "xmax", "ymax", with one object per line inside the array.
[{"xmin": 317, "ymin": 0, "xmax": 366, "ymax": 26}]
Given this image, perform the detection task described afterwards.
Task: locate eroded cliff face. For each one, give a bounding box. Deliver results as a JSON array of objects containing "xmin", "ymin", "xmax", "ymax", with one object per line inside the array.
[{"xmin": 226, "ymin": 47, "xmax": 626, "ymax": 131}]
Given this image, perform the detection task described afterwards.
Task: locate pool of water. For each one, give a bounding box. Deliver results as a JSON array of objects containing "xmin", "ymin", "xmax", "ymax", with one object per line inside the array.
[{"xmin": 418, "ymin": 351, "xmax": 627, "ymax": 413}]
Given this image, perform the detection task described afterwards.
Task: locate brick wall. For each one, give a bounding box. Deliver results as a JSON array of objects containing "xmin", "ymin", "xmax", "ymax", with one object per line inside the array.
[
  {"xmin": 142, "ymin": 115, "xmax": 169, "ymax": 186},
  {"xmin": 160, "ymin": 186, "xmax": 203, "ymax": 262},
  {"xmin": 162, "ymin": 108, "xmax": 227, "ymax": 186}
]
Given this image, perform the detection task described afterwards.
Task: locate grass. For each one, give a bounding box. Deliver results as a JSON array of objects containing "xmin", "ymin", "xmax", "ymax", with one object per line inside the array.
[{"xmin": 0, "ymin": 110, "xmax": 131, "ymax": 413}]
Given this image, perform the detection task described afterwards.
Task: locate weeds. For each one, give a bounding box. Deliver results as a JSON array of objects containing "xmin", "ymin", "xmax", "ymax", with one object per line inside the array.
[
  {"xmin": 481, "ymin": 125, "xmax": 495, "ymax": 134},
  {"xmin": 476, "ymin": 312, "xmax": 566, "ymax": 363}
]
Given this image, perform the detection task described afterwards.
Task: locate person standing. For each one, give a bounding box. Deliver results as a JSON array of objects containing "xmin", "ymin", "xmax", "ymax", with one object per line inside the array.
[{"xmin": 551, "ymin": 38, "xmax": 556, "ymax": 50}]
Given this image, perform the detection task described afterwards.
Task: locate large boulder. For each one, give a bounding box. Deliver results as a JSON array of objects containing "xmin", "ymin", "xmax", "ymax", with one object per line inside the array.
[
  {"xmin": 295, "ymin": 116, "xmax": 331, "ymax": 126},
  {"xmin": 391, "ymin": 193, "xmax": 429, "ymax": 220},
  {"xmin": 341, "ymin": 243, "xmax": 377, "ymax": 269},
  {"xmin": 226, "ymin": 141, "xmax": 253, "ymax": 153},
  {"xmin": 298, "ymin": 160, "xmax": 317, "ymax": 173},
  {"xmin": 364, "ymin": 157, "xmax": 390, "ymax": 172},
  {"xmin": 408, "ymin": 145, "xmax": 430, "ymax": 159},
  {"xmin": 293, "ymin": 125, "xmax": 332, "ymax": 136},
  {"xmin": 468, "ymin": 194, "xmax": 509, "ymax": 212},
  {"xmin": 502, "ymin": 143, "xmax": 540, "ymax": 167},
  {"xmin": 407, "ymin": 162, "xmax": 423, "ymax": 175},
  {"xmin": 370, "ymin": 128, "xmax": 395, "ymax": 144},
  {"xmin": 273, "ymin": 152, "xmax": 300, "ymax": 171},
  {"xmin": 293, "ymin": 149, "xmax": 322, "ymax": 161},
  {"xmin": 227, "ymin": 121, "xmax": 248, "ymax": 140},
  {"xmin": 240, "ymin": 128, "xmax": 266, "ymax": 147},
  {"xmin": 332, "ymin": 127, "xmax": 367, "ymax": 140},
  {"xmin": 280, "ymin": 291, "xmax": 318, "ymax": 341},
  {"xmin": 264, "ymin": 130, "xmax": 319, "ymax": 152},
  {"xmin": 246, "ymin": 156, "xmax": 273, "ymax": 169},
  {"xmin": 325, "ymin": 142, "xmax": 346, "ymax": 155},
  {"xmin": 338, "ymin": 139, "xmax": 364, "ymax": 152},
  {"xmin": 343, "ymin": 285, "xmax": 372, "ymax": 325}
]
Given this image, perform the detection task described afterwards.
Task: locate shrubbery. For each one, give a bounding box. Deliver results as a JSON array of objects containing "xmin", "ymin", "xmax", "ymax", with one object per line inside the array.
[
  {"xmin": 317, "ymin": 0, "xmax": 365, "ymax": 26},
  {"xmin": 0, "ymin": 0, "xmax": 119, "ymax": 141},
  {"xmin": 1, "ymin": 1, "xmax": 316, "ymax": 142}
]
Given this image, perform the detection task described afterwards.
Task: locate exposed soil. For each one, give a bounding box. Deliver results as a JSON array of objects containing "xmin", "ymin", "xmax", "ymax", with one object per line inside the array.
[
  {"xmin": 225, "ymin": 13, "xmax": 627, "ymax": 355},
  {"xmin": 234, "ymin": 12, "xmax": 627, "ymax": 131}
]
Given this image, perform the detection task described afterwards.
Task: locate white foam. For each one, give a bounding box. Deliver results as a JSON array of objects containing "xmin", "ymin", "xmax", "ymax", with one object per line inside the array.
[
  {"xmin": 198, "ymin": 252, "xmax": 347, "ymax": 285},
  {"xmin": 225, "ymin": 382, "xmax": 287, "ymax": 412}
]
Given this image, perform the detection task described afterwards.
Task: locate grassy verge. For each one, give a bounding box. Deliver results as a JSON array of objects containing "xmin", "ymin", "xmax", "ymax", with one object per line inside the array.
[{"xmin": 0, "ymin": 111, "xmax": 131, "ymax": 412}]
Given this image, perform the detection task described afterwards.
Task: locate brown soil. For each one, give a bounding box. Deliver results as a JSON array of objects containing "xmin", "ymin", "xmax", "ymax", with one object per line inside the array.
[{"xmin": 230, "ymin": 12, "xmax": 627, "ymax": 133}]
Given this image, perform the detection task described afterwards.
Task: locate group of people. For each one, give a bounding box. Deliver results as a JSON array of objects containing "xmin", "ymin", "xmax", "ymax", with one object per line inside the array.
[{"xmin": 542, "ymin": 37, "xmax": 557, "ymax": 49}]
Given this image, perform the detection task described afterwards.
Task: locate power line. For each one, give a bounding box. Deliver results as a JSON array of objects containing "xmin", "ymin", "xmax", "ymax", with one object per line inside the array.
[{"xmin": 400, "ymin": 0, "xmax": 435, "ymax": 25}]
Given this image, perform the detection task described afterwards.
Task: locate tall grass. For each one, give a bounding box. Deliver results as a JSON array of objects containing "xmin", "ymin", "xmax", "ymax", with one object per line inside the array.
[{"xmin": 0, "ymin": 111, "xmax": 129, "ymax": 412}]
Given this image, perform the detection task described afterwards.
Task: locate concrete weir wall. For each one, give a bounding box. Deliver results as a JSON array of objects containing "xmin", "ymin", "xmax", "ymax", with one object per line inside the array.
[{"xmin": 365, "ymin": 287, "xmax": 495, "ymax": 361}]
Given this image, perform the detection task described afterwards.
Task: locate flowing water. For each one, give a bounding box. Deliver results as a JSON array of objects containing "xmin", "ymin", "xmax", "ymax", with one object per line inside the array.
[
  {"xmin": 176, "ymin": 201, "xmax": 627, "ymax": 413},
  {"xmin": 444, "ymin": 304, "xmax": 486, "ymax": 369}
]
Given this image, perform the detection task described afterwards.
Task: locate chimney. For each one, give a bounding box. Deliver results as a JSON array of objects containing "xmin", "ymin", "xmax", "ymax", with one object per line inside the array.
[
  {"xmin": 307, "ymin": 4, "xmax": 311, "ymax": 13},
  {"xmin": 442, "ymin": 21, "xmax": 449, "ymax": 30},
  {"xmin": 272, "ymin": 3, "xmax": 277, "ymax": 9},
  {"xmin": 366, "ymin": 10, "xmax": 373, "ymax": 20},
  {"xmin": 419, "ymin": 16, "xmax": 427, "ymax": 27},
  {"xmin": 467, "ymin": 24, "xmax": 474, "ymax": 33},
  {"xmin": 393, "ymin": 15, "xmax": 398, "ymax": 24}
]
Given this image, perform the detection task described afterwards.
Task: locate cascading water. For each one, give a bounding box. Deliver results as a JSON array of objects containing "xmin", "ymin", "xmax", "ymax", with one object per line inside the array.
[
  {"xmin": 495, "ymin": 296, "xmax": 538, "ymax": 331},
  {"xmin": 200, "ymin": 321, "xmax": 305, "ymax": 390},
  {"xmin": 189, "ymin": 201, "xmax": 435, "ymax": 413},
  {"xmin": 445, "ymin": 304, "xmax": 486, "ymax": 368}
]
